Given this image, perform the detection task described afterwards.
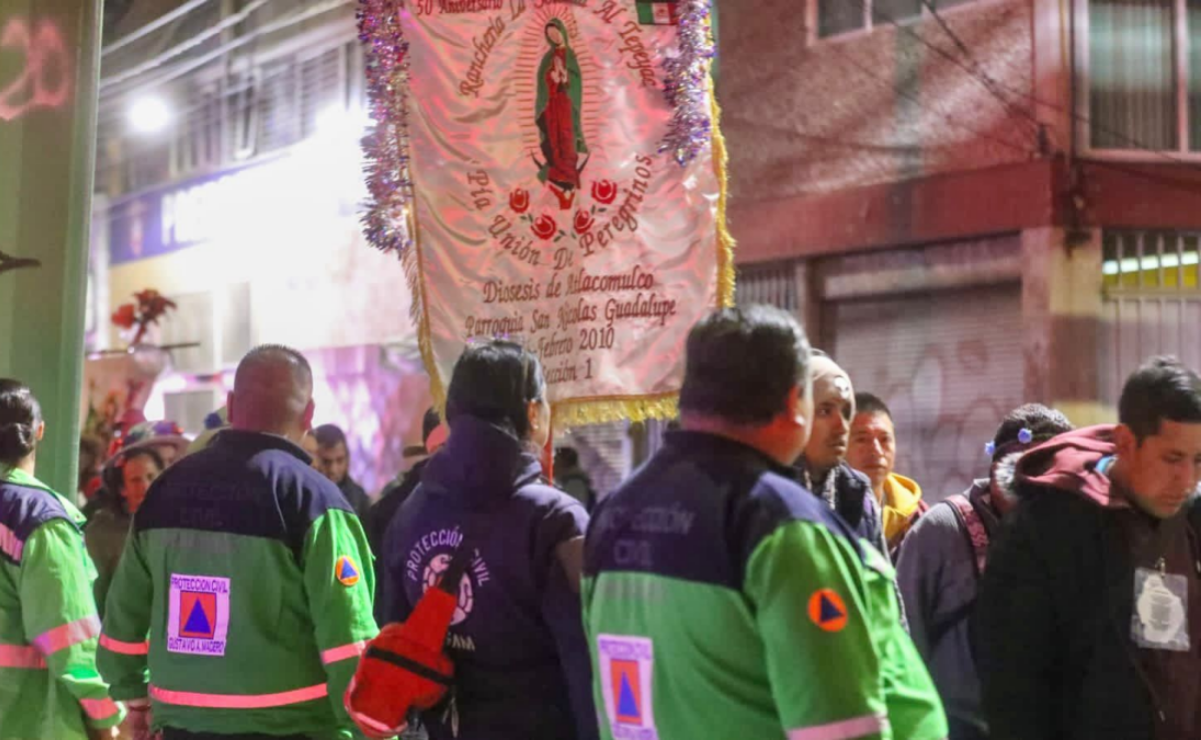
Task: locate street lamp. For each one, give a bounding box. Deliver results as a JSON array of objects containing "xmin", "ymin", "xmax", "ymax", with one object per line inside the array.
[{"xmin": 128, "ymin": 95, "xmax": 172, "ymax": 134}]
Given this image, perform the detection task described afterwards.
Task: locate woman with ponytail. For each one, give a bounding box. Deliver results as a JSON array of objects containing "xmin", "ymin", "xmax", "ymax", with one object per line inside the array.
[
  {"xmin": 0, "ymin": 379, "xmax": 130, "ymax": 739},
  {"xmin": 378, "ymin": 340, "xmax": 598, "ymax": 740}
]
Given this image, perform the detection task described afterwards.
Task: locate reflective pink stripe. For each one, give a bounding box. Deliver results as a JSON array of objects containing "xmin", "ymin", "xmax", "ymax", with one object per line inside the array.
[
  {"xmin": 80, "ymin": 697, "xmax": 121, "ymax": 720},
  {"xmin": 150, "ymin": 682, "xmax": 328, "ymax": 709},
  {"xmin": 99, "ymin": 634, "xmax": 150, "ymax": 655},
  {"xmin": 0, "ymin": 522, "xmax": 23, "ymax": 561},
  {"xmin": 349, "ymin": 705, "xmax": 406, "ymax": 737},
  {"xmin": 0, "ymin": 644, "xmax": 46, "ymax": 669},
  {"xmin": 33, "ymin": 615, "xmax": 100, "ymax": 655},
  {"xmin": 322, "ymin": 640, "xmax": 367, "ymax": 665},
  {"xmin": 344, "ymin": 675, "xmax": 407, "ymax": 738},
  {"xmin": 788, "ymin": 714, "xmax": 889, "ymax": 740}
]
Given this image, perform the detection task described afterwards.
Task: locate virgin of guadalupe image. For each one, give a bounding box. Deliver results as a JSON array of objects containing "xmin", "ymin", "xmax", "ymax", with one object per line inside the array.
[{"xmin": 534, "ymin": 18, "xmax": 588, "ymax": 210}]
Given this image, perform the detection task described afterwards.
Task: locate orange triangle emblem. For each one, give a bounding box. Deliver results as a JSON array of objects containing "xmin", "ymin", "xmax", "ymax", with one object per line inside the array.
[
  {"xmin": 808, "ymin": 589, "xmax": 848, "ymax": 632},
  {"xmin": 336, "ymin": 556, "xmax": 361, "ymax": 586}
]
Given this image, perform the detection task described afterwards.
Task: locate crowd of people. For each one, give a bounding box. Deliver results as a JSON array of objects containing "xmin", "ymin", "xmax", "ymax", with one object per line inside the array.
[{"xmin": 2, "ymin": 303, "xmax": 1201, "ymax": 740}]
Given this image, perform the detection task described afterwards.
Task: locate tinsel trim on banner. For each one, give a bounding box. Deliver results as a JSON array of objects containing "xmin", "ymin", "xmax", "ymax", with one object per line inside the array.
[
  {"xmin": 358, "ymin": 0, "xmax": 449, "ymax": 413},
  {"xmin": 661, "ymin": 0, "xmax": 717, "ymax": 166},
  {"xmin": 357, "ymin": 0, "xmax": 414, "ymax": 257}
]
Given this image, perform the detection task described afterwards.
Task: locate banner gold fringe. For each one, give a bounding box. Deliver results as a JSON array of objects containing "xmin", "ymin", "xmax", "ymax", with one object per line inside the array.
[
  {"xmin": 710, "ymin": 79, "xmax": 737, "ymax": 310},
  {"xmin": 553, "ymin": 393, "xmax": 680, "ymax": 428},
  {"xmin": 402, "ymin": 207, "xmax": 448, "ymax": 416}
]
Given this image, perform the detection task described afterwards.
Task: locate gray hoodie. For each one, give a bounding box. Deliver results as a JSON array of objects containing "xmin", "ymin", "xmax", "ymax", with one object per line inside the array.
[{"xmin": 895, "ymin": 478, "xmax": 1002, "ymax": 733}]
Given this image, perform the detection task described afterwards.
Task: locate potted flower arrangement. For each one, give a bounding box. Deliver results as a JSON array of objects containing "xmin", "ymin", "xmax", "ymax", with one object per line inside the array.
[
  {"xmin": 110, "ymin": 289, "xmax": 178, "ymax": 347},
  {"xmin": 81, "ymin": 289, "xmax": 198, "ymax": 449}
]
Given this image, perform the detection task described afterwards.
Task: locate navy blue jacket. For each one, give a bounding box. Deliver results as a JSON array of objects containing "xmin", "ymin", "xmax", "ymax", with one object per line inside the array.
[
  {"xmin": 796, "ymin": 459, "xmax": 889, "ymax": 560},
  {"xmin": 382, "ymin": 416, "xmax": 597, "ymax": 740},
  {"xmin": 135, "ymin": 430, "xmax": 356, "ymax": 559},
  {"xmin": 0, "ymin": 478, "xmax": 78, "ymax": 566}
]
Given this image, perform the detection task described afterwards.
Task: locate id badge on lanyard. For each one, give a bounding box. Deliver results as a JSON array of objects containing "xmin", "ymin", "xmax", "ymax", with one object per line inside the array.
[{"xmin": 1132, "ymin": 559, "xmax": 1190, "ymax": 652}]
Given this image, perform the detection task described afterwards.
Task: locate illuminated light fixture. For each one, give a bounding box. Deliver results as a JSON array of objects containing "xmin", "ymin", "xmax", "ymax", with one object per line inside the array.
[
  {"xmin": 1102, "ymin": 251, "xmax": 1200, "ymax": 276},
  {"xmin": 128, "ymin": 95, "xmax": 172, "ymax": 134},
  {"xmin": 315, "ymin": 105, "xmax": 373, "ymax": 138}
]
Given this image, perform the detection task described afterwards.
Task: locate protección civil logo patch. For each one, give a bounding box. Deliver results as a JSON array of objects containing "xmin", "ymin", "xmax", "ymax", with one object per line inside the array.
[
  {"xmin": 597, "ymin": 634, "xmax": 658, "ymax": 738},
  {"xmin": 167, "ymin": 574, "xmax": 230, "ymax": 656},
  {"xmin": 808, "ymin": 588, "xmax": 849, "ymax": 633},
  {"xmin": 335, "ymin": 555, "xmax": 361, "ymax": 586}
]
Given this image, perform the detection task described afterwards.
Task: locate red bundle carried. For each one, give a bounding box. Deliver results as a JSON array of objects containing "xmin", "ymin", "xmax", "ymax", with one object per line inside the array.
[{"xmin": 345, "ymin": 538, "xmax": 472, "ymax": 738}]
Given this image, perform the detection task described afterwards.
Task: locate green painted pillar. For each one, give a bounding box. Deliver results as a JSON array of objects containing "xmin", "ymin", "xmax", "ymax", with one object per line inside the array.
[{"xmin": 0, "ymin": 0, "xmax": 103, "ymax": 495}]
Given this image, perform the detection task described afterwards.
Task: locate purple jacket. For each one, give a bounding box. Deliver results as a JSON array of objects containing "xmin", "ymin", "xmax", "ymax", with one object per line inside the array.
[{"xmin": 382, "ymin": 415, "xmax": 597, "ymax": 740}]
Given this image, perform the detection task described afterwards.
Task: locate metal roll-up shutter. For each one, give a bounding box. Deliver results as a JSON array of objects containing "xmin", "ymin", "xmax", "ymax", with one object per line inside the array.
[
  {"xmin": 829, "ymin": 283, "xmax": 1024, "ymax": 502},
  {"xmin": 736, "ymin": 261, "xmax": 799, "ymax": 313},
  {"xmin": 1100, "ymin": 231, "xmax": 1201, "ymax": 406},
  {"xmin": 560, "ymin": 422, "xmax": 631, "ymax": 500}
]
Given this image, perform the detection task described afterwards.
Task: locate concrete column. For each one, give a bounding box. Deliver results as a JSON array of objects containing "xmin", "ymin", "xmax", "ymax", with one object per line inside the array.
[
  {"xmin": 794, "ymin": 259, "xmax": 826, "ymax": 349},
  {"xmin": 1021, "ymin": 227, "xmax": 1107, "ymax": 427},
  {"xmin": 1031, "ymin": 0, "xmax": 1073, "ymax": 154},
  {"xmin": 0, "ymin": 0, "xmax": 103, "ymax": 494}
]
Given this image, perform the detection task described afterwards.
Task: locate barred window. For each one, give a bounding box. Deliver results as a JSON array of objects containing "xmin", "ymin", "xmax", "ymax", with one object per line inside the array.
[
  {"xmin": 1086, "ymin": 0, "xmax": 1201, "ymax": 152},
  {"xmin": 817, "ymin": 0, "xmax": 974, "ymax": 39}
]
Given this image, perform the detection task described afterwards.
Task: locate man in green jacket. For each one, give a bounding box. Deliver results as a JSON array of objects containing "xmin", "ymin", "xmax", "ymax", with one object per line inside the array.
[
  {"xmin": 583, "ymin": 307, "xmax": 946, "ymax": 740},
  {"xmin": 97, "ymin": 346, "xmax": 378, "ymax": 739},
  {"xmin": 0, "ymin": 378, "xmax": 125, "ymax": 739}
]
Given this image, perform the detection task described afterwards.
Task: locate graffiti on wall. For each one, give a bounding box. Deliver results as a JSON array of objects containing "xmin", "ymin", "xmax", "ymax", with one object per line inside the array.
[
  {"xmin": 874, "ymin": 341, "xmax": 1022, "ymax": 502},
  {"xmin": 0, "ymin": 16, "xmax": 70, "ymax": 122},
  {"xmin": 834, "ymin": 287, "xmax": 1025, "ymax": 502}
]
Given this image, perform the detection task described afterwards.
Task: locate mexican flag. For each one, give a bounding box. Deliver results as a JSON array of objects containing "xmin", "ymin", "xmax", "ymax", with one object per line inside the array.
[{"xmin": 636, "ymin": 1, "xmax": 679, "ymax": 25}]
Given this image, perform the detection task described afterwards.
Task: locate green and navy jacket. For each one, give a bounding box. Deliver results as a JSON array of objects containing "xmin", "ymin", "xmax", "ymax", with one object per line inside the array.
[
  {"xmin": 96, "ymin": 430, "xmax": 377, "ymax": 738},
  {"xmin": 0, "ymin": 467, "xmax": 125, "ymax": 739},
  {"xmin": 582, "ymin": 431, "xmax": 947, "ymax": 740}
]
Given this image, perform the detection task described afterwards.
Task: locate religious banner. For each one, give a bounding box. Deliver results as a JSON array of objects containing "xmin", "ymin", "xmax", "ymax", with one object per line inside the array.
[{"xmin": 359, "ymin": 0, "xmax": 732, "ymax": 425}]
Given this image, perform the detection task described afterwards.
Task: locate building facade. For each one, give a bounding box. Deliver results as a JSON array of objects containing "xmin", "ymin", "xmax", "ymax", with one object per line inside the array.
[
  {"xmin": 723, "ymin": 0, "xmax": 1201, "ymax": 499},
  {"xmin": 92, "ymin": 0, "xmax": 635, "ymax": 495},
  {"xmin": 92, "ymin": 0, "xmax": 431, "ymax": 492}
]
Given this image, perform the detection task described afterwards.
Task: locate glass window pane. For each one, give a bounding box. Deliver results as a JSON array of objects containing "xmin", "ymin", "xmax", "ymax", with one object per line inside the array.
[
  {"xmin": 1188, "ymin": 0, "xmax": 1201, "ymax": 149},
  {"xmin": 819, "ymin": 0, "xmax": 865, "ymax": 37},
  {"xmin": 873, "ymin": 0, "xmax": 922, "ymax": 24},
  {"xmin": 1184, "ymin": 235, "xmax": 1200, "ymax": 289},
  {"xmin": 1089, "ymin": 0, "xmax": 1178, "ymax": 151},
  {"xmin": 1103, "ymin": 233, "xmax": 1120, "ymax": 289}
]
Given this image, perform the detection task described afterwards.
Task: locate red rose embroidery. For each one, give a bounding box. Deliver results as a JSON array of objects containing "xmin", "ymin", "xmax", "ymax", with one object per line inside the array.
[
  {"xmin": 509, "ymin": 188, "xmax": 530, "ymax": 214},
  {"xmin": 573, "ymin": 209, "xmax": 595, "ymax": 235},
  {"xmin": 532, "ymin": 215, "xmax": 557, "ymax": 240},
  {"xmin": 591, "ymin": 179, "xmax": 618, "ymax": 205}
]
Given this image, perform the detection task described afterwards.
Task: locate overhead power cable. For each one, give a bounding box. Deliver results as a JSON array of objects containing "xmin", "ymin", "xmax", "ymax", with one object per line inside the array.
[
  {"xmin": 100, "ymin": 0, "xmax": 351, "ymax": 100},
  {"xmin": 101, "ymin": 0, "xmax": 276, "ymax": 91},
  {"xmin": 103, "ymin": 0, "xmax": 217, "ymax": 57},
  {"xmin": 871, "ymin": 0, "xmax": 1201, "ymax": 171}
]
